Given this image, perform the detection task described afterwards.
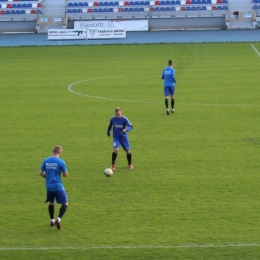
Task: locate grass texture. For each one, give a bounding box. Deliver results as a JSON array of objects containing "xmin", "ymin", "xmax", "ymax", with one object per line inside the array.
[{"xmin": 0, "ymin": 42, "xmax": 260, "ymax": 259}]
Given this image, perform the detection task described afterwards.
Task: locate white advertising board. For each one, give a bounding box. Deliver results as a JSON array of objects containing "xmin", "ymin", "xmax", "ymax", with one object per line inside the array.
[
  {"xmin": 86, "ymin": 27, "xmax": 126, "ymax": 39},
  {"xmin": 74, "ymin": 20, "xmax": 148, "ymax": 32},
  {"xmin": 48, "ymin": 29, "xmax": 86, "ymax": 40}
]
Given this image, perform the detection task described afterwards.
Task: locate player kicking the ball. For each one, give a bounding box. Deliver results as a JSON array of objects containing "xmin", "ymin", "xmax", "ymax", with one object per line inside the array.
[{"xmin": 107, "ymin": 107, "xmax": 134, "ymax": 171}]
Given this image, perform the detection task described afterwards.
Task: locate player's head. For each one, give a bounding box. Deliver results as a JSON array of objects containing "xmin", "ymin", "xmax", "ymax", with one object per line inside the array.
[
  {"xmin": 115, "ymin": 107, "xmax": 122, "ymax": 119},
  {"xmin": 52, "ymin": 145, "xmax": 62, "ymax": 156},
  {"xmin": 168, "ymin": 60, "xmax": 173, "ymax": 66}
]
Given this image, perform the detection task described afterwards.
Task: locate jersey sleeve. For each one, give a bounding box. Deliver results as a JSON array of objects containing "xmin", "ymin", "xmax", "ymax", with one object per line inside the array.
[
  {"xmin": 125, "ymin": 117, "xmax": 133, "ymax": 132},
  {"xmin": 40, "ymin": 159, "xmax": 46, "ymax": 171},
  {"xmin": 60, "ymin": 160, "xmax": 67, "ymax": 173},
  {"xmin": 107, "ymin": 118, "xmax": 113, "ymax": 135}
]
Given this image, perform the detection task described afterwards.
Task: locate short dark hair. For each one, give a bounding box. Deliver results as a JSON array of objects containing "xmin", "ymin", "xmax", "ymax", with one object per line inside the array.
[{"xmin": 168, "ymin": 60, "xmax": 172, "ymax": 66}]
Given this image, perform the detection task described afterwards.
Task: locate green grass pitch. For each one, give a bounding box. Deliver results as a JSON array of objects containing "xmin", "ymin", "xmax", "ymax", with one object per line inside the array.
[{"xmin": 0, "ymin": 42, "xmax": 260, "ymax": 259}]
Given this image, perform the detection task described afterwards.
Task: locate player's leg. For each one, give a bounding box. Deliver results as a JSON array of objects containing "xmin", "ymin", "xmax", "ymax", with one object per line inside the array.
[
  {"xmin": 170, "ymin": 87, "xmax": 175, "ymax": 113},
  {"xmin": 45, "ymin": 191, "xmax": 56, "ymax": 226},
  {"xmin": 111, "ymin": 138, "xmax": 120, "ymax": 171},
  {"xmin": 164, "ymin": 87, "xmax": 170, "ymax": 115},
  {"xmin": 121, "ymin": 139, "xmax": 133, "ymax": 169},
  {"xmin": 55, "ymin": 190, "xmax": 68, "ymax": 230}
]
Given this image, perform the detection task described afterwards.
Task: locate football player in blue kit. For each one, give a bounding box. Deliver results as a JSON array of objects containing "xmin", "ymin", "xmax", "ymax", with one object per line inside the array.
[
  {"xmin": 39, "ymin": 145, "xmax": 69, "ymax": 230},
  {"xmin": 162, "ymin": 60, "xmax": 177, "ymax": 115},
  {"xmin": 107, "ymin": 107, "xmax": 134, "ymax": 171}
]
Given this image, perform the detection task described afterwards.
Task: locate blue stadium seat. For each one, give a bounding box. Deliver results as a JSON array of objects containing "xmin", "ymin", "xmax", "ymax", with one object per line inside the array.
[
  {"xmin": 222, "ymin": 0, "xmax": 227, "ymax": 3},
  {"xmin": 124, "ymin": 7, "xmax": 133, "ymax": 11},
  {"xmin": 187, "ymin": 6, "xmax": 199, "ymax": 10},
  {"xmin": 22, "ymin": 3, "xmax": 32, "ymax": 8},
  {"xmin": 216, "ymin": 5, "xmax": 225, "ymax": 10},
  {"xmin": 12, "ymin": 10, "xmax": 25, "ymax": 14},
  {"xmin": 12, "ymin": 4, "xmax": 23, "ymax": 8}
]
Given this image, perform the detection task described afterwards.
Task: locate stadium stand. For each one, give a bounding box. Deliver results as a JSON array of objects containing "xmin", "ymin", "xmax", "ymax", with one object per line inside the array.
[
  {"xmin": 66, "ymin": 0, "xmax": 228, "ymax": 19},
  {"xmin": 0, "ymin": 0, "xmax": 42, "ymax": 20},
  {"xmin": 0, "ymin": 0, "xmax": 258, "ymax": 33}
]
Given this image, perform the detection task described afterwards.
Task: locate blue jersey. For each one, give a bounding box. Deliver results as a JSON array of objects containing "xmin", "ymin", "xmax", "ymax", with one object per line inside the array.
[
  {"xmin": 107, "ymin": 116, "xmax": 132, "ymax": 139},
  {"xmin": 162, "ymin": 67, "xmax": 176, "ymax": 87},
  {"xmin": 40, "ymin": 156, "xmax": 67, "ymax": 192}
]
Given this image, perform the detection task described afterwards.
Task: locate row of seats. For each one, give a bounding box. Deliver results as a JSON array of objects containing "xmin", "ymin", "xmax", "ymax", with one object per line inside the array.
[
  {"xmin": 67, "ymin": 0, "xmax": 227, "ymax": 7},
  {"xmin": 253, "ymin": 0, "xmax": 260, "ymax": 2},
  {"xmin": 0, "ymin": 3, "xmax": 41, "ymax": 8},
  {"xmin": 67, "ymin": 5, "xmax": 226, "ymax": 12},
  {"xmin": 0, "ymin": 9, "xmax": 41, "ymax": 13},
  {"xmin": 0, "ymin": 4, "xmax": 39, "ymax": 8},
  {"xmin": 0, "ymin": 0, "xmax": 39, "ymax": 1},
  {"xmin": 253, "ymin": 4, "xmax": 260, "ymax": 9}
]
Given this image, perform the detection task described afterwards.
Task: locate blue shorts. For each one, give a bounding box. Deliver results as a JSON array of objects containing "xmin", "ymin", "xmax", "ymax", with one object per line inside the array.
[
  {"xmin": 113, "ymin": 136, "xmax": 130, "ymax": 151},
  {"xmin": 164, "ymin": 86, "xmax": 175, "ymax": 96},
  {"xmin": 45, "ymin": 190, "xmax": 68, "ymax": 204}
]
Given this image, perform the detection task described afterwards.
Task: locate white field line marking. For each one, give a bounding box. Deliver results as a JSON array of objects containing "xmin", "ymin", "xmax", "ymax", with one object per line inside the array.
[
  {"xmin": 251, "ymin": 44, "xmax": 260, "ymax": 57},
  {"xmin": 68, "ymin": 74, "xmax": 260, "ymax": 107},
  {"xmin": 1, "ymin": 243, "xmax": 260, "ymax": 251}
]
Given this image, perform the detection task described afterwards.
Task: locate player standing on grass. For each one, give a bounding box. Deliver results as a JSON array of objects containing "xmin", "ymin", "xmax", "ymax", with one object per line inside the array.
[
  {"xmin": 107, "ymin": 107, "xmax": 134, "ymax": 171},
  {"xmin": 162, "ymin": 60, "xmax": 177, "ymax": 115},
  {"xmin": 39, "ymin": 145, "xmax": 68, "ymax": 230}
]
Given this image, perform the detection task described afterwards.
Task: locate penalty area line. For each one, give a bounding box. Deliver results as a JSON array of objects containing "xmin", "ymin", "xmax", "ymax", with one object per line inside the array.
[
  {"xmin": 1, "ymin": 243, "xmax": 260, "ymax": 251},
  {"xmin": 250, "ymin": 44, "xmax": 260, "ymax": 57}
]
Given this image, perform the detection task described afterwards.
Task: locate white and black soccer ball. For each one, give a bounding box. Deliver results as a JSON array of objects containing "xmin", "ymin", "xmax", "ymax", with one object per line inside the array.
[{"xmin": 104, "ymin": 168, "xmax": 113, "ymax": 177}]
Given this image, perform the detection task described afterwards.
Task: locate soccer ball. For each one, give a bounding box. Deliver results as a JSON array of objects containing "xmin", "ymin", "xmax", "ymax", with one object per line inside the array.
[{"xmin": 104, "ymin": 168, "xmax": 113, "ymax": 177}]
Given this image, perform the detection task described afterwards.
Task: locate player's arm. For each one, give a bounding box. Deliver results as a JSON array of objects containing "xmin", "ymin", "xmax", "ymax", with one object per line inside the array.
[
  {"xmin": 39, "ymin": 170, "xmax": 46, "ymax": 178},
  {"xmin": 171, "ymin": 70, "xmax": 177, "ymax": 83},
  {"xmin": 61, "ymin": 162, "xmax": 68, "ymax": 178},
  {"xmin": 122, "ymin": 120, "xmax": 133, "ymax": 133},
  {"xmin": 63, "ymin": 171, "xmax": 68, "ymax": 178},
  {"xmin": 162, "ymin": 70, "xmax": 164, "ymax": 79},
  {"xmin": 107, "ymin": 120, "xmax": 113, "ymax": 137}
]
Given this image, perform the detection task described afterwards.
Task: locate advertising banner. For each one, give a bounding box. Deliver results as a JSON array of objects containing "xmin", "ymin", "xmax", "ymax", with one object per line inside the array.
[
  {"xmin": 48, "ymin": 29, "xmax": 86, "ymax": 40},
  {"xmin": 74, "ymin": 20, "xmax": 148, "ymax": 31},
  {"xmin": 86, "ymin": 27, "xmax": 126, "ymax": 39}
]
